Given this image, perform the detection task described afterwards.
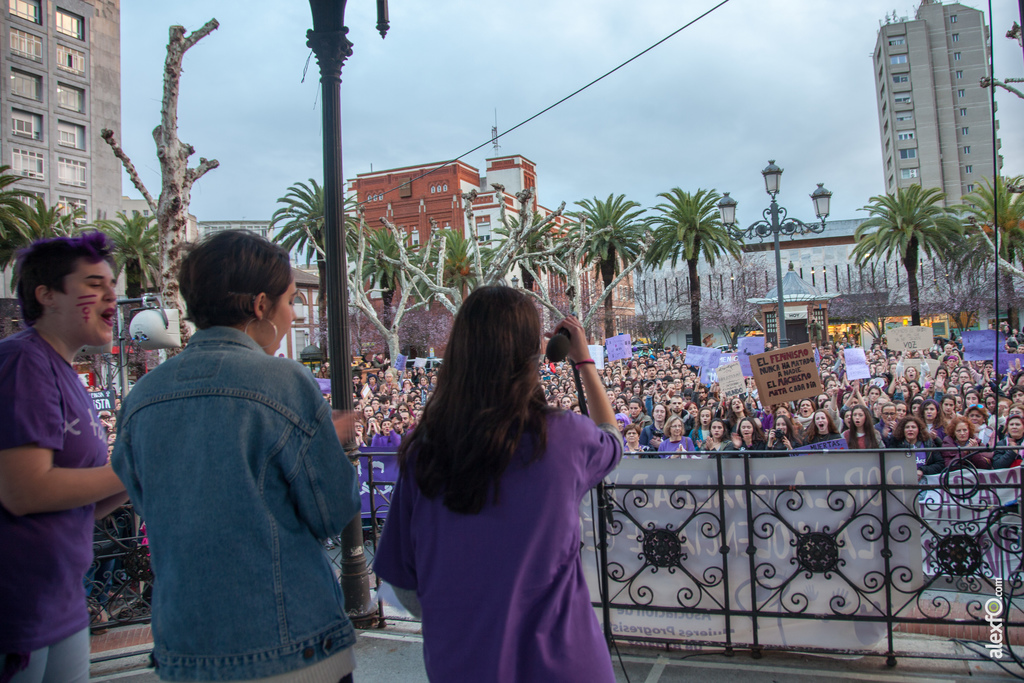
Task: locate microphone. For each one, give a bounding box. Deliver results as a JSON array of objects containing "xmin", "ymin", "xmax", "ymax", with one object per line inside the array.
[{"xmin": 546, "ymin": 330, "xmax": 571, "ymax": 363}]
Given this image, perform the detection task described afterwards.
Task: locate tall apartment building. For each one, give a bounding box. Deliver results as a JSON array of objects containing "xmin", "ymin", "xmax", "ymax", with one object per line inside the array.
[
  {"xmin": 1, "ymin": 0, "xmax": 121, "ymax": 223},
  {"xmin": 872, "ymin": 0, "xmax": 999, "ymax": 202}
]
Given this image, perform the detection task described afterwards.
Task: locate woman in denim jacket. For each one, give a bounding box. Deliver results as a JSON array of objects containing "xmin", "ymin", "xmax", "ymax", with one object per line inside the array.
[{"xmin": 112, "ymin": 232, "xmax": 361, "ymax": 682}]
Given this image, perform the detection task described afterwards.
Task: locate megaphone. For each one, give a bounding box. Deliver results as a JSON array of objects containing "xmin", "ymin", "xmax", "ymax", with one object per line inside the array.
[{"xmin": 129, "ymin": 308, "xmax": 182, "ymax": 350}]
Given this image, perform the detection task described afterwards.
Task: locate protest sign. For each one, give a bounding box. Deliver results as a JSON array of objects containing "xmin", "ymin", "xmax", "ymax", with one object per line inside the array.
[
  {"xmin": 360, "ymin": 383, "xmax": 372, "ymax": 399},
  {"xmin": 750, "ymin": 342, "xmax": 823, "ymax": 404},
  {"xmin": 89, "ymin": 389, "xmax": 117, "ymax": 412},
  {"xmin": 793, "ymin": 437, "xmax": 848, "ymax": 455},
  {"xmin": 355, "ymin": 452, "xmax": 399, "ymax": 519},
  {"xmin": 885, "ymin": 326, "xmax": 933, "ymax": 352},
  {"xmin": 588, "ymin": 344, "xmax": 606, "ymax": 370},
  {"xmin": 962, "ymin": 330, "xmax": 1005, "ymax": 361},
  {"xmin": 413, "ymin": 358, "xmax": 427, "ymax": 368},
  {"xmin": 737, "ymin": 337, "xmax": 765, "ymax": 377},
  {"xmin": 606, "ymin": 334, "xmax": 632, "ymax": 362},
  {"xmin": 844, "ymin": 348, "xmax": 870, "ymax": 380},
  {"xmin": 393, "ymin": 353, "xmax": 407, "ymax": 370},
  {"xmin": 685, "ymin": 345, "xmax": 721, "ymax": 368},
  {"xmin": 700, "ymin": 354, "xmax": 737, "ymax": 384},
  {"xmin": 998, "ymin": 353, "xmax": 1024, "ymax": 375},
  {"xmin": 716, "ymin": 362, "xmax": 745, "ymax": 398},
  {"xmin": 923, "ymin": 358, "xmax": 941, "ymax": 378}
]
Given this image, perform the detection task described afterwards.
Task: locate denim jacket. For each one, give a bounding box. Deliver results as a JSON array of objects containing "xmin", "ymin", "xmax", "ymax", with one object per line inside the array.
[{"xmin": 111, "ymin": 327, "xmax": 360, "ymax": 681}]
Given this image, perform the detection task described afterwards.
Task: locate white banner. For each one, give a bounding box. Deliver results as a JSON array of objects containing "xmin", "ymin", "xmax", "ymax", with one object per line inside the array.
[{"xmin": 582, "ymin": 453, "xmax": 922, "ymax": 650}]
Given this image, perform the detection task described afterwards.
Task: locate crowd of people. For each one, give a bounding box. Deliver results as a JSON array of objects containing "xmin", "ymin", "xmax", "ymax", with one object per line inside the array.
[{"xmin": 349, "ymin": 335, "xmax": 1024, "ymax": 480}]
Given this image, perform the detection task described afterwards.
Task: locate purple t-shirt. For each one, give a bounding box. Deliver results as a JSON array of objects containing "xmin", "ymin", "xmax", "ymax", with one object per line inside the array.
[
  {"xmin": 373, "ymin": 412, "xmax": 621, "ymax": 682},
  {"xmin": 0, "ymin": 328, "xmax": 107, "ymax": 652},
  {"xmin": 658, "ymin": 436, "xmax": 696, "ymax": 456}
]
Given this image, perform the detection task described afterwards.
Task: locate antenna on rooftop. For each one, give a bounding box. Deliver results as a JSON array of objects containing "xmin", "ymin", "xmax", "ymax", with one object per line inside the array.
[{"xmin": 491, "ymin": 109, "xmax": 501, "ymax": 155}]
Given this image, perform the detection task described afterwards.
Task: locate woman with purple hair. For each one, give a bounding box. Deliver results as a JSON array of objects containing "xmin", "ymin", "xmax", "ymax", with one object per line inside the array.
[{"xmin": 0, "ymin": 232, "xmax": 127, "ymax": 683}]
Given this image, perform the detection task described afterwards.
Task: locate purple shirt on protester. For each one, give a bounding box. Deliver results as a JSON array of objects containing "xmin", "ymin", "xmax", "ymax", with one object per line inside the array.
[
  {"xmin": 658, "ymin": 436, "xmax": 697, "ymax": 456},
  {"xmin": 370, "ymin": 430, "xmax": 402, "ymax": 451},
  {"xmin": 0, "ymin": 328, "xmax": 107, "ymax": 652},
  {"xmin": 373, "ymin": 411, "xmax": 621, "ymax": 682}
]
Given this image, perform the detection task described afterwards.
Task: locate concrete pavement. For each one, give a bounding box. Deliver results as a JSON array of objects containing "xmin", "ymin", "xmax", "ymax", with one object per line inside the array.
[{"xmin": 91, "ymin": 620, "xmax": 1024, "ymax": 682}]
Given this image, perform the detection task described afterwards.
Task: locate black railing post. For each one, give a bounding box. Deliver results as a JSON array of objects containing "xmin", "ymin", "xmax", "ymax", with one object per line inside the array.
[{"xmin": 596, "ymin": 481, "xmax": 613, "ymax": 644}]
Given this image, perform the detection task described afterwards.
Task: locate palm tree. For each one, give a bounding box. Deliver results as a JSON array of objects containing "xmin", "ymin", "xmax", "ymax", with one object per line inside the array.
[
  {"xmin": 955, "ymin": 176, "xmax": 1024, "ymax": 330},
  {"xmin": 0, "ymin": 197, "xmax": 83, "ymax": 274},
  {"xmin": 645, "ymin": 188, "xmax": 741, "ymax": 345},
  {"xmin": 852, "ymin": 184, "xmax": 961, "ymax": 326},
  {"xmin": 0, "ymin": 165, "xmax": 32, "ymax": 242},
  {"xmin": 362, "ymin": 225, "xmax": 402, "ymax": 327},
  {"xmin": 573, "ymin": 195, "xmax": 645, "ymax": 338},
  {"xmin": 95, "ymin": 211, "xmax": 159, "ymax": 298}
]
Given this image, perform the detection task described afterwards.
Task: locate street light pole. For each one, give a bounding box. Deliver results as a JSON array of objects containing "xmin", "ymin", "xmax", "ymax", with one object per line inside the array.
[
  {"xmin": 718, "ymin": 161, "xmax": 832, "ymax": 349},
  {"xmin": 307, "ymin": 0, "xmax": 389, "ymax": 628}
]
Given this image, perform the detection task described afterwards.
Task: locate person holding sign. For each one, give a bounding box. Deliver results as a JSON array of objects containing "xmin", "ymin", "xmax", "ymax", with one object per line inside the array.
[{"xmin": 374, "ymin": 287, "xmax": 621, "ymax": 683}]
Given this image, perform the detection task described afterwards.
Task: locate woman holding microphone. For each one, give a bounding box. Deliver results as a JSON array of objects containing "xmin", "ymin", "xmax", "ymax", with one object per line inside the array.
[{"xmin": 374, "ymin": 286, "xmax": 621, "ymax": 682}]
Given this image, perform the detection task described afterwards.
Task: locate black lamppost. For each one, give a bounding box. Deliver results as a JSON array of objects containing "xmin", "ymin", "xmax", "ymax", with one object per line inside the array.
[
  {"xmin": 718, "ymin": 161, "xmax": 832, "ymax": 348},
  {"xmin": 307, "ymin": 0, "xmax": 389, "ymax": 628}
]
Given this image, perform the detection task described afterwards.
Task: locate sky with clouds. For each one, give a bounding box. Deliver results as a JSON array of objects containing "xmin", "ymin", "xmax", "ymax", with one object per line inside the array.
[{"xmin": 118, "ymin": 0, "xmax": 1024, "ymax": 226}]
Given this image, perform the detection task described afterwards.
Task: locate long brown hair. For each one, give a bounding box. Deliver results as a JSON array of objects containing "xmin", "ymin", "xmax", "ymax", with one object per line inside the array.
[{"xmin": 398, "ymin": 286, "xmax": 552, "ymax": 514}]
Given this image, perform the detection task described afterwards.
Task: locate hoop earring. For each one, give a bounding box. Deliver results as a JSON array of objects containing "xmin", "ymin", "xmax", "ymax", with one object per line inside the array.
[{"xmin": 243, "ymin": 318, "xmax": 279, "ymax": 351}]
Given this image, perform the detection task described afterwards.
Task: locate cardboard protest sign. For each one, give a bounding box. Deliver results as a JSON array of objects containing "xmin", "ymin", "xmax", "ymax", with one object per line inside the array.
[
  {"xmin": 844, "ymin": 348, "xmax": 870, "ymax": 380},
  {"xmin": 588, "ymin": 344, "xmax": 606, "ymax": 370},
  {"xmin": 886, "ymin": 326, "xmax": 933, "ymax": 352},
  {"xmin": 737, "ymin": 337, "xmax": 765, "ymax": 377},
  {"xmin": 962, "ymin": 330, "xmax": 1005, "ymax": 362},
  {"xmin": 716, "ymin": 362, "xmax": 746, "ymax": 398},
  {"xmin": 750, "ymin": 342, "xmax": 823, "ymax": 404},
  {"xmin": 605, "ymin": 334, "xmax": 632, "ymax": 362},
  {"xmin": 793, "ymin": 437, "xmax": 848, "ymax": 455},
  {"xmin": 923, "ymin": 358, "xmax": 942, "ymax": 378},
  {"xmin": 685, "ymin": 345, "xmax": 721, "ymax": 368}
]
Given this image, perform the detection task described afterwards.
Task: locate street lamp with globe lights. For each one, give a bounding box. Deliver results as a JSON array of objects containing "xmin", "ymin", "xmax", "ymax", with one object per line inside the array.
[{"xmin": 717, "ymin": 161, "xmax": 832, "ymax": 348}]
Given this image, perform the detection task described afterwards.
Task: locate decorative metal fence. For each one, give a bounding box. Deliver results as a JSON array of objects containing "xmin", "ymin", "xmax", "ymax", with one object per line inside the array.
[
  {"xmin": 91, "ymin": 447, "xmax": 1024, "ymax": 670},
  {"xmin": 584, "ymin": 448, "xmax": 1023, "ymax": 666}
]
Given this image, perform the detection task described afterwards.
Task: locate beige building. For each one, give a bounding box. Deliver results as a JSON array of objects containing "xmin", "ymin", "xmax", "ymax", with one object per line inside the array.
[
  {"xmin": 872, "ymin": 0, "xmax": 999, "ymax": 202},
  {"xmin": 1, "ymin": 0, "xmax": 121, "ymax": 222}
]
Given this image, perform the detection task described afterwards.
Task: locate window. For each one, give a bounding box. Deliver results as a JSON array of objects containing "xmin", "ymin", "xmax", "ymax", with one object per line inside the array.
[
  {"xmin": 430, "ymin": 185, "xmax": 435, "ymax": 194},
  {"xmin": 959, "ymin": 107, "xmax": 967, "ymax": 116},
  {"xmin": 901, "ymin": 168, "xmax": 919, "ymax": 179},
  {"xmin": 57, "ymin": 120, "xmax": 84, "ymax": 149},
  {"xmin": 899, "ymin": 148, "xmax": 917, "ymax": 159},
  {"xmin": 11, "ymin": 69, "xmax": 41, "ymax": 99},
  {"xmin": 10, "ymin": 28, "xmax": 42, "ymax": 59},
  {"xmin": 442, "ymin": 184, "xmax": 448, "ymax": 192},
  {"xmin": 950, "ymin": 14, "xmax": 957, "ymax": 23},
  {"xmin": 12, "ymin": 147, "xmax": 43, "ymax": 179},
  {"xmin": 55, "ymin": 9, "xmax": 84, "ymax": 39},
  {"xmin": 58, "ymin": 195, "xmax": 87, "ymax": 225},
  {"xmin": 898, "ymin": 131, "xmax": 915, "ymax": 140},
  {"xmin": 963, "ymin": 145, "xmax": 971, "ymax": 154},
  {"xmin": 952, "ymin": 33, "xmax": 959, "ymax": 42},
  {"xmin": 966, "ymin": 183, "xmax": 974, "ymax": 192},
  {"xmin": 894, "ymin": 94, "xmax": 911, "ymax": 104},
  {"xmin": 56, "ymin": 83, "xmax": 84, "ymax": 112},
  {"xmin": 889, "ymin": 37, "xmax": 905, "ymax": 46},
  {"xmin": 56, "ymin": 44, "xmax": 85, "ymax": 75},
  {"xmin": 476, "ymin": 219, "xmax": 491, "ymax": 242},
  {"xmin": 892, "ymin": 74, "xmax": 908, "ymax": 84},
  {"xmin": 957, "ymin": 89, "xmax": 966, "ymax": 98},
  {"xmin": 8, "ymin": 0, "xmax": 39, "ymax": 22},
  {"xmin": 11, "ymin": 109, "xmax": 41, "ymax": 139},
  {"xmin": 954, "ymin": 52, "xmax": 961, "ymax": 61},
  {"xmin": 890, "ymin": 54, "xmax": 907, "ymax": 65},
  {"xmin": 955, "ymin": 70, "xmax": 963, "ymax": 79},
  {"xmin": 57, "ymin": 156, "xmax": 87, "ymax": 187},
  {"xmin": 961, "ymin": 126, "xmax": 969, "ymax": 135},
  {"xmin": 896, "ymin": 112, "xmax": 913, "ymax": 122},
  {"xmin": 965, "ymin": 165, "xmax": 973, "ymax": 174},
  {"xmin": 409, "ymin": 230, "xmax": 420, "ymax": 246}
]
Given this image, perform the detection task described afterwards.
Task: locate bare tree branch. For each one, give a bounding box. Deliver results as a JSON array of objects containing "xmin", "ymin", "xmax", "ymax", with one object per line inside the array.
[{"xmin": 100, "ymin": 129, "xmax": 156, "ymax": 214}]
